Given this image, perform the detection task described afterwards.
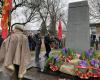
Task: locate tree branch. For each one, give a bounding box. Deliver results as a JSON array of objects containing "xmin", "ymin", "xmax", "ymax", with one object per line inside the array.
[{"xmin": 11, "ymin": 0, "xmax": 26, "ymax": 13}]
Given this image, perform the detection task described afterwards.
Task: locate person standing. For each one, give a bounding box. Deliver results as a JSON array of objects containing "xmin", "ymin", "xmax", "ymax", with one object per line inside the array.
[
  {"xmin": 31, "ymin": 35, "xmax": 36, "ymax": 51},
  {"xmin": 44, "ymin": 32, "xmax": 52, "ymax": 58},
  {"xmin": 0, "ymin": 24, "xmax": 31, "ymax": 80},
  {"xmin": 91, "ymin": 34, "xmax": 96, "ymax": 47},
  {"xmin": 95, "ymin": 38, "xmax": 99, "ymax": 50},
  {"xmin": 28, "ymin": 34, "xmax": 33, "ymax": 51},
  {"xmin": 34, "ymin": 30, "xmax": 42, "ymax": 68}
]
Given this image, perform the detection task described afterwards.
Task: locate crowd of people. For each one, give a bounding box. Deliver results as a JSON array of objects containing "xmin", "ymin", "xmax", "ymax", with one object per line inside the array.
[
  {"xmin": 0, "ymin": 24, "xmax": 63, "ymax": 80},
  {"xmin": 27, "ymin": 30, "xmax": 63, "ymax": 69}
]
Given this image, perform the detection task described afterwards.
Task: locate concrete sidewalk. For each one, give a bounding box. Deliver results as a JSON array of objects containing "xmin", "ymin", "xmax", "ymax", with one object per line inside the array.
[{"xmin": 24, "ymin": 52, "xmax": 57, "ymax": 80}]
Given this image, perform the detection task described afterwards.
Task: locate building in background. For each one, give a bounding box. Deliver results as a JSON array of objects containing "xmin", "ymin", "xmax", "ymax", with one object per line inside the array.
[{"xmin": 90, "ymin": 23, "xmax": 100, "ymax": 42}]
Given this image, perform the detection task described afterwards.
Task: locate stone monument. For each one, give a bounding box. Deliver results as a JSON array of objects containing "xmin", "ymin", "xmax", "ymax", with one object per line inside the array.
[{"xmin": 66, "ymin": 1, "xmax": 90, "ymax": 50}]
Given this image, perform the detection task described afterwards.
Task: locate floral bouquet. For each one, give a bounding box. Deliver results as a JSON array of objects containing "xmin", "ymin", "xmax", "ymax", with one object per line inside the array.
[{"xmin": 75, "ymin": 49, "xmax": 100, "ymax": 79}]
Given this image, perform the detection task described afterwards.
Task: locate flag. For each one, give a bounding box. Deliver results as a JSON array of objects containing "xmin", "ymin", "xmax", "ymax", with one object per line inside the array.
[
  {"xmin": 1, "ymin": 0, "xmax": 12, "ymax": 39},
  {"xmin": 58, "ymin": 19, "xmax": 62, "ymax": 40}
]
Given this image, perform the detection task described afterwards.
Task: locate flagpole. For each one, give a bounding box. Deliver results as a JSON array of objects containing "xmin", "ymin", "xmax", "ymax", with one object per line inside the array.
[{"xmin": 8, "ymin": 10, "xmax": 11, "ymax": 35}]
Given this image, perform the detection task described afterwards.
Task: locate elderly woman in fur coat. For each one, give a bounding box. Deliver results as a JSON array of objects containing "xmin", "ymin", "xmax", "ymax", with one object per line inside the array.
[{"xmin": 0, "ymin": 24, "xmax": 31, "ymax": 80}]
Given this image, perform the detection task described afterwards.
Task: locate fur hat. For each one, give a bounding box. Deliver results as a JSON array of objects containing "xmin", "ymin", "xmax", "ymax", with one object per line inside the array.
[{"xmin": 14, "ymin": 24, "xmax": 24, "ymax": 31}]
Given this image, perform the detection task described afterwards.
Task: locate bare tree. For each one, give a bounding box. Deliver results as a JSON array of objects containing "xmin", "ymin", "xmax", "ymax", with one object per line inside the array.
[
  {"xmin": 88, "ymin": 0, "xmax": 100, "ymax": 22},
  {"xmin": 37, "ymin": 0, "xmax": 48, "ymax": 35},
  {"xmin": 11, "ymin": 0, "xmax": 30, "ymax": 31},
  {"xmin": 36, "ymin": 0, "xmax": 64, "ymax": 35},
  {"xmin": 11, "ymin": 0, "xmax": 42, "ymax": 27},
  {"xmin": 46, "ymin": 0, "xmax": 63, "ymax": 35}
]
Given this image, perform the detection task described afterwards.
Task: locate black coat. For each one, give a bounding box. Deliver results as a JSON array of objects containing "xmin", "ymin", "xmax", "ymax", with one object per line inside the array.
[
  {"xmin": 44, "ymin": 34, "xmax": 51, "ymax": 45},
  {"xmin": 34, "ymin": 34, "xmax": 42, "ymax": 47}
]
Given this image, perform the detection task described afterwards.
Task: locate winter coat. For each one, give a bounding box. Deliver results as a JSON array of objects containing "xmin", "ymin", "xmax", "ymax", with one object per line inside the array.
[{"xmin": 0, "ymin": 31, "xmax": 31, "ymax": 78}]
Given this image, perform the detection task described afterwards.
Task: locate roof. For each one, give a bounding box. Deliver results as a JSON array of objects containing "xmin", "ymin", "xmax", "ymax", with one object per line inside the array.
[{"xmin": 90, "ymin": 23, "xmax": 100, "ymax": 27}]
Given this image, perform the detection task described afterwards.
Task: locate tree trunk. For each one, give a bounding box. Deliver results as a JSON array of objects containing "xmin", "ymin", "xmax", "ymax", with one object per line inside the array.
[
  {"xmin": 41, "ymin": 21, "xmax": 47, "ymax": 36},
  {"xmin": 49, "ymin": 15, "xmax": 56, "ymax": 35}
]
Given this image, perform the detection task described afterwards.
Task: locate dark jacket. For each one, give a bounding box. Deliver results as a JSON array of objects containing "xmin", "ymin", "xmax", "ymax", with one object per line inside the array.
[
  {"xmin": 44, "ymin": 34, "xmax": 51, "ymax": 45},
  {"xmin": 34, "ymin": 33, "xmax": 42, "ymax": 47}
]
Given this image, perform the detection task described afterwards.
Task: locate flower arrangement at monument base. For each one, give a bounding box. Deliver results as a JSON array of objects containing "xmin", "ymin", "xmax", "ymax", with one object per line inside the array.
[
  {"xmin": 44, "ymin": 48, "xmax": 100, "ymax": 79},
  {"xmin": 75, "ymin": 49, "xmax": 100, "ymax": 79},
  {"xmin": 44, "ymin": 48, "xmax": 77, "ymax": 73}
]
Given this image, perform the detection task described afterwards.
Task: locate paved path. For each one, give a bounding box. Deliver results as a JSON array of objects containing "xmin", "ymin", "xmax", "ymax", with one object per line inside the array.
[
  {"xmin": 24, "ymin": 68, "xmax": 58, "ymax": 80},
  {"xmin": 0, "ymin": 72, "xmax": 11, "ymax": 80},
  {"xmin": 24, "ymin": 53, "xmax": 58, "ymax": 80}
]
